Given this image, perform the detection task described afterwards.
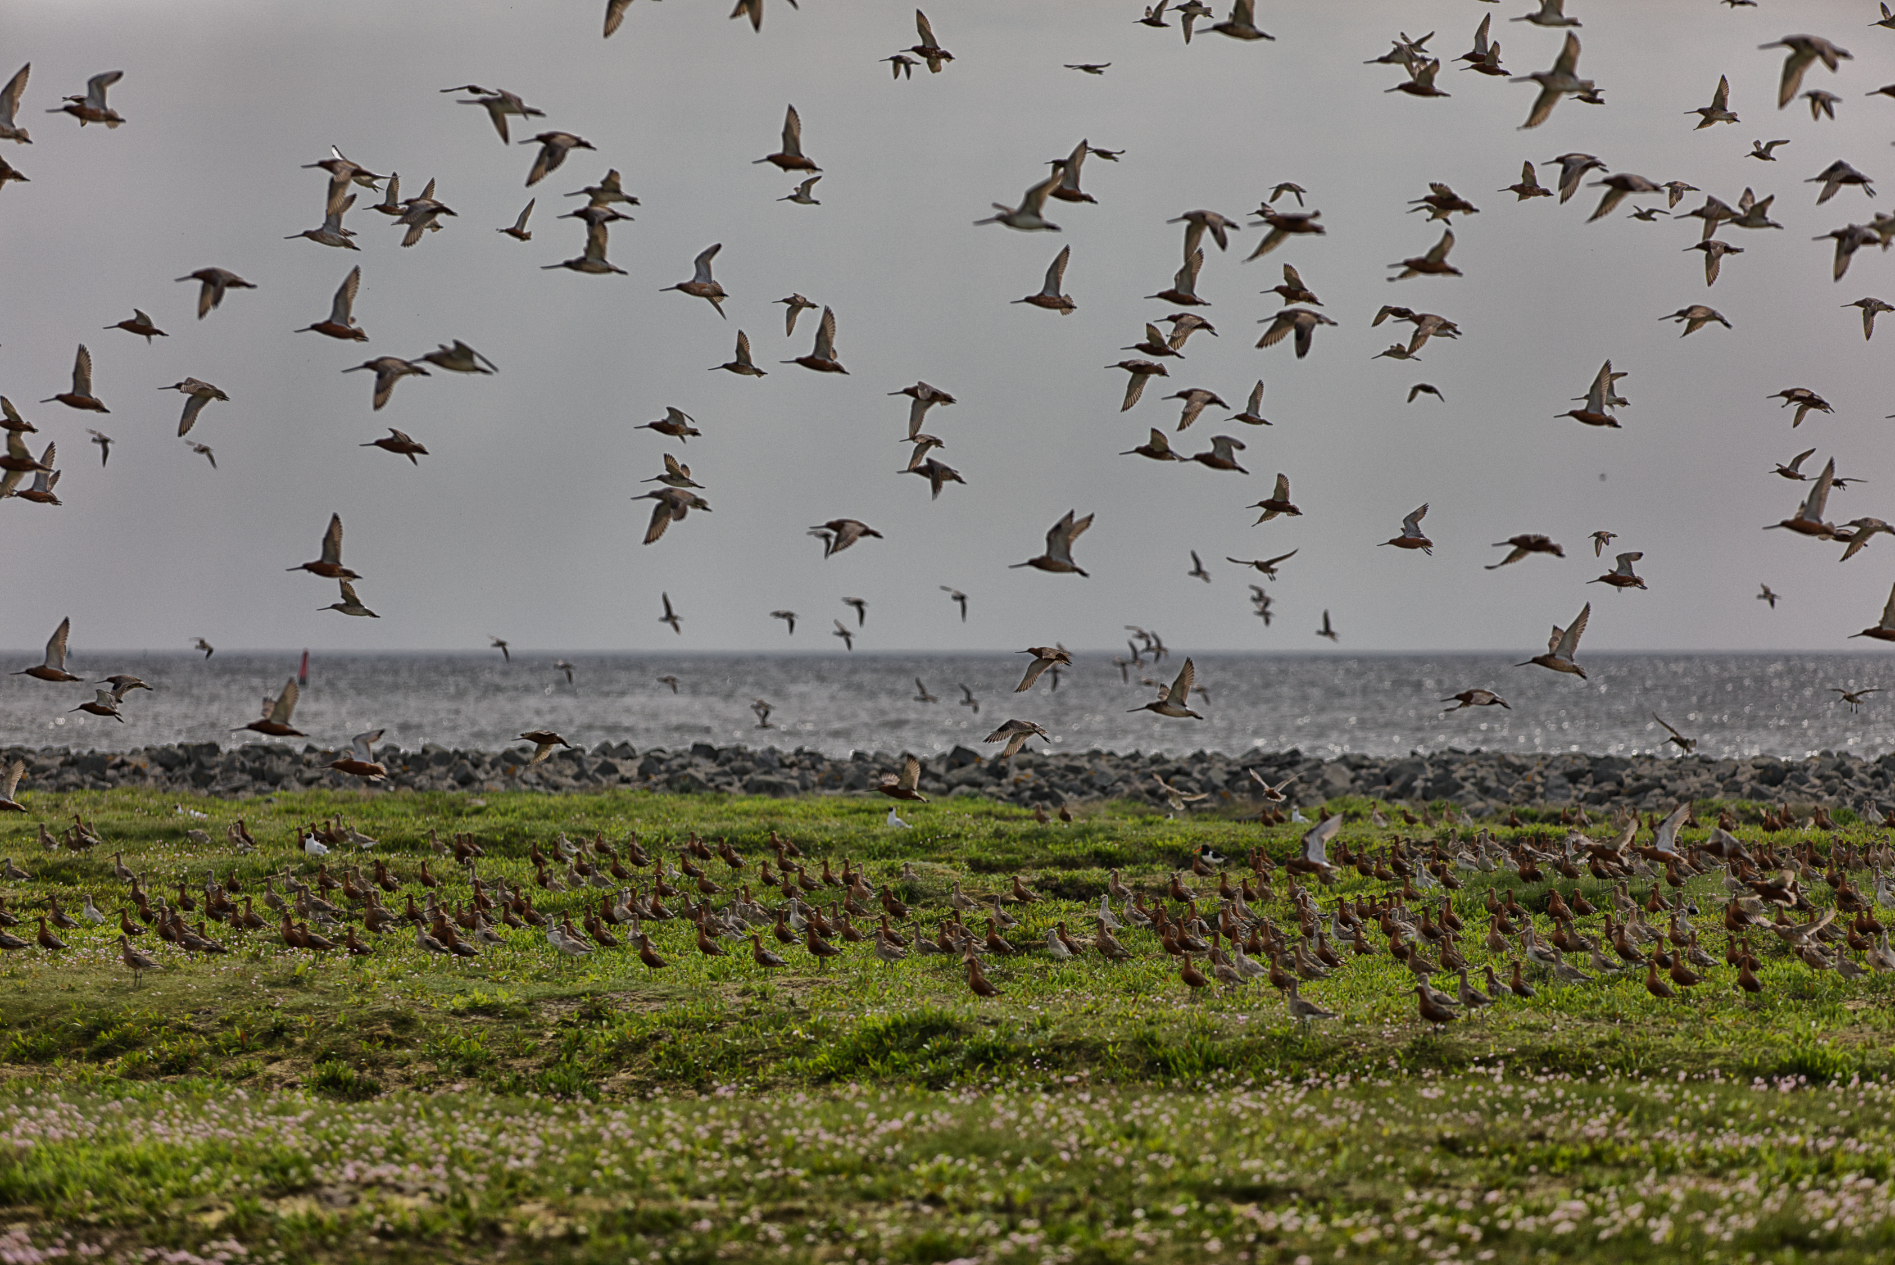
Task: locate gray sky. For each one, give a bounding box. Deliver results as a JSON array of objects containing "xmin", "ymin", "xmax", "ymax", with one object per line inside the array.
[{"xmin": 2, "ymin": 0, "xmax": 1893, "ymax": 658}]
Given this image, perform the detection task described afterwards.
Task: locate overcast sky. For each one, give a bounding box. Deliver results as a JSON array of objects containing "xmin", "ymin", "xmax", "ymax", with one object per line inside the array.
[{"xmin": 2, "ymin": 0, "xmax": 1892, "ymax": 659}]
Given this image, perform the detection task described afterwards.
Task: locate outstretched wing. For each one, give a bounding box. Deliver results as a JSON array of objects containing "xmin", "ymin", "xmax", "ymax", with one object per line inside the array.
[
  {"xmin": 321, "ymin": 513, "xmax": 345, "ymax": 565},
  {"xmin": 1302, "ymin": 814, "xmax": 1341, "ymax": 865},
  {"xmin": 270, "ymin": 679, "xmax": 300, "ymax": 724},
  {"xmin": 352, "ymin": 729, "xmax": 384, "ymax": 762},
  {"xmin": 44, "ymin": 617, "xmax": 70, "ymax": 671},
  {"xmin": 1169, "ymin": 658, "xmax": 1195, "ymax": 703},
  {"xmin": 1554, "ymin": 602, "xmax": 1590, "ymax": 659}
]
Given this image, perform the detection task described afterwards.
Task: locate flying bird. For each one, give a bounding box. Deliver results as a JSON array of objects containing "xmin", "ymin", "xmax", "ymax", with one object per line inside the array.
[
  {"xmin": 1511, "ymin": 33, "xmax": 1590, "ymax": 129},
  {"xmin": 1759, "ymin": 35, "xmax": 1851, "ymax": 109},
  {"xmin": 1590, "ymin": 552, "xmax": 1647, "ymax": 591},
  {"xmin": 809, "ymin": 518, "xmax": 882, "ymax": 557},
  {"xmin": 1316, "ymin": 611, "xmax": 1340, "ymax": 642},
  {"xmin": 1380, "ymin": 504, "xmax": 1433, "ymax": 554},
  {"xmin": 756, "ymin": 104, "xmax": 818, "ymax": 172},
  {"xmin": 659, "ymin": 593, "xmax": 682, "ymax": 634},
  {"xmin": 1443, "ymin": 689, "xmax": 1509, "ymax": 711},
  {"xmin": 1250, "ymin": 474, "xmax": 1301, "ymax": 522},
  {"xmin": 176, "ymin": 268, "xmax": 255, "ymax": 319},
  {"xmin": 161, "ymin": 378, "xmax": 228, "ymax": 437},
  {"xmin": 343, "ymin": 357, "xmax": 429, "ymax": 409},
  {"xmin": 1488, "ymin": 535, "xmax": 1563, "ymax": 568},
  {"xmin": 322, "ymin": 579, "xmax": 379, "ymax": 618},
  {"xmin": 786, "ymin": 307, "xmax": 847, "ymax": 373},
  {"xmin": 1014, "ymin": 646, "xmax": 1072, "ymax": 693},
  {"xmin": 663, "ymin": 244, "xmax": 728, "ymax": 317},
  {"xmin": 984, "ymin": 718, "xmax": 1051, "ymax": 759},
  {"xmin": 1518, "ymin": 602, "xmax": 1590, "ymax": 678},
  {"xmin": 43, "ymin": 345, "xmax": 107, "ymax": 413},
  {"xmin": 297, "ymin": 266, "xmax": 368, "ymax": 340},
  {"xmin": 1130, "ymin": 659, "xmax": 1203, "ymax": 719},
  {"xmin": 521, "ymin": 131, "xmax": 594, "ymax": 187},
  {"xmin": 286, "ymin": 514, "xmax": 360, "ymax": 580},
  {"xmin": 941, "ymin": 588, "xmax": 967, "ymax": 621},
  {"xmin": 1652, "ymin": 714, "xmax": 1696, "ymax": 754},
  {"xmin": 235, "ymin": 679, "xmax": 303, "ymax": 738},
  {"xmin": 361, "ymin": 428, "xmax": 428, "ymax": 464},
  {"xmin": 12, "ymin": 618, "xmax": 80, "ymax": 682},
  {"xmin": 49, "ymin": 70, "xmax": 125, "ymax": 127},
  {"xmin": 1011, "ymin": 510, "xmax": 1093, "ymax": 576}
]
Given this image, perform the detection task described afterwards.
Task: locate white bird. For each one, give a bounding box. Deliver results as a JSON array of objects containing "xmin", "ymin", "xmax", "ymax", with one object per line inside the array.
[
  {"xmin": 302, "ymin": 835, "xmax": 329, "ymax": 856},
  {"xmin": 886, "ymin": 808, "xmax": 911, "ymax": 829}
]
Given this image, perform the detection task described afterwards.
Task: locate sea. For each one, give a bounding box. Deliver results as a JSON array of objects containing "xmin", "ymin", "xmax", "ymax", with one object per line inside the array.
[{"xmin": 4, "ymin": 651, "xmax": 1894, "ymax": 762}]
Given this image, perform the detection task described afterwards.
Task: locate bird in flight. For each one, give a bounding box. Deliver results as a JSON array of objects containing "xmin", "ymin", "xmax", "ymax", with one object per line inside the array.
[
  {"xmin": 913, "ymin": 679, "xmax": 938, "ymax": 704},
  {"xmin": 1012, "ymin": 510, "xmax": 1093, "ymax": 576},
  {"xmin": 519, "ymin": 730, "xmax": 573, "ymax": 767},
  {"xmin": 1130, "ymin": 659, "xmax": 1203, "ymax": 720},
  {"xmin": 659, "ymin": 594, "xmax": 682, "ymax": 635},
  {"xmin": 1488, "ymin": 535, "xmax": 1563, "ymax": 569},
  {"xmin": 1518, "ymin": 602, "xmax": 1590, "ymax": 678},
  {"xmin": 841, "ymin": 596, "xmax": 868, "ymax": 627},
  {"xmin": 1187, "ymin": 551, "xmax": 1212, "ymax": 582},
  {"xmin": 1380, "ymin": 504, "xmax": 1433, "ymax": 554},
  {"xmin": 832, "ymin": 621, "xmax": 855, "ymax": 652},
  {"xmin": 941, "ymin": 587, "xmax": 967, "ymax": 622},
  {"xmin": 771, "ymin": 610, "xmax": 797, "ymax": 636},
  {"xmin": 1757, "ymin": 585, "xmax": 1780, "ymax": 609},
  {"xmin": 1443, "ymin": 689, "xmax": 1508, "ymax": 712},
  {"xmin": 489, "ymin": 637, "xmax": 510, "ymax": 663},
  {"xmin": 984, "ymin": 718, "xmax": 1051, "ymax": 759},
  {"xmin": 193, "ymin": 638, "xmax": 214, "ymax": 659},
  {"xmin": 234, "ymin": 679, "xmax": 303, "ymax": 739},
  {"xmin": 958, "ymin": 684, "xmax": 980, "ymax": 715},
  {"xmin": 13, "ymin": 618, "xmax": 80, "ymax": 683},
  {"xmin": 1652, "ymin": 714, "xmax": 1696, "ymax": 754},
  {"xmin": 1590, "ymin": 552, "xmax": 1647, "ymax": 591},
  {"xmin": 1833, "ymin": 687, "xmax": 1881, "ymax": 713},
  {"xmin": 1014, "ymin": 647, "xmax": 1072, "ymax": 693}
]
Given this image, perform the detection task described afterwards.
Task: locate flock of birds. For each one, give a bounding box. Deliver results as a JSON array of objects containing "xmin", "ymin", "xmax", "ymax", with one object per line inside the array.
[
  {"xmin": 4, "ymin": 3, "xmax": 1895, "ymax": 777},
  {"xmin": 6, "ymin": 796, "xmax": 1895, "ymax": 1034}
]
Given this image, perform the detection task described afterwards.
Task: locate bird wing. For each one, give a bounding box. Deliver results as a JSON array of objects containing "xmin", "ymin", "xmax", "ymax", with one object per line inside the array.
[
  {"xmin": 644, "ymin": 499, "xmax": 673, "ymax": 544},
  {"xmin": 1302, "ymin": 814, "xmax": 1341, "ymax": 864},
  {"xmin": 1711, "ymin": 74, "xmax": 1729, "ymax": 111},
  {"xmin": 1555, "ymin": 603, "xmax": 1590, "ymax": 659},
  {"xmin": 43, "ymin": 617, "xmax": 69, "ymax": 671},
  {"xmin": 812, "ymin": 307, "xmax": 837, "ymax": 360},
  {"xmin": 0, "ymin": 63, "xmax": 26, "ymax": 126},
  {"xmin": 1803, "ymin": 459, "xmax": 1835, "ymax": 521},
  {"xmin": 1015, "ymin": 657, "xmax": 1052, "ymax": 692},
  {"xmin": 1263, "ymin": 549, "xmax": 1298, "ymax": 568},
  {"xmin": 1043, "ymin": 245, "xmax": 1071, "ymax": 293},
  {"xmin": 1425, "ymin": 230, "xmax": 1454, "ymax": 263},
  {"xmin": 1614, "ymin": 552, "xmax": 1642, "ymax": 575},
  {"xmin": 352, "ymin": 730, "xmax": 384, "ymax": 762},
  {"xmin": 329, "ymin": 266, "xmax": 361, "ymax": 325},
  {"xmin": 916, "ymin": 9, "xmax": 936, "ymax": 44},
  {"xmin": 1, "ymin": 760, "xmax": 21, "ymax": 799},
  {"xmin": 1272, "ymin": 472, "xmax": 1291, "ymax": 502},
  {"xmin": 900, "ymin": 754, "xmax": 921, "ymax": 790},
  {"xmin": 1550, "ymin": 30, "xmax": 1580, "ymax": 77},
  {"xmin": 338, "ymin": 579, "xmax": 364, "ymax": 606},
  {"xmin": 72, "ymin": 344, "xmax": 93, "ymax": 395},
  {"xmin": 692, "ymin": 242, "xmax": 721, "ymax": 285},
  {"xmin": 1653, "ymin": 713, "xmax": 1682, "ymax": 740},
  {"xmin": 86, "ymin": 70, "xmax": 122, "ymax": 110},
  {"xmin": 1788, "ymin": 446, "xmax": 1815, "ymax": 472},
  {"xmin": 1402, "ymin": 504, "xmax": 1428, "ymax": 536},
  {"xmin": 1019, "ymin": 172, "xmax": 1061, "ymax": 218},
  {"xmin": 321, "ymin": 513, "xmax": 345, "ymax": 565},
  {"xmin": 1169, "ymin": 658, "xmax": 1194, "ymax": 702},
  {"xmin": 781, "ymin": 105, "xmax": 803, "ymax": 157},
  {"xmin": 271, "ymin": 679, "xmax": 300, "ymax": 724},
  {"xmin": 733, "ymin": 330, "xmax": 754, "ymax": 365},
  {"xmin": 1880, "ymin": 581, "xmax": 1895, "ymax": 630},
  {"xmin": 178, "ymin": 394, "xmax": 209, "ymax": 438}
]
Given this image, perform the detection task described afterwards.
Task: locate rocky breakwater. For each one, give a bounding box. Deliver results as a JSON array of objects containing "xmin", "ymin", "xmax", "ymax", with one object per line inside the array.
[{"xmin": 4, "ymin": 741, "xmax": 1894, "ymax": 813}]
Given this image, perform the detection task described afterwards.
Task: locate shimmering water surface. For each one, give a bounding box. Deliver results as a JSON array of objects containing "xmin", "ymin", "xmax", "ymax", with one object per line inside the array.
[{"xmin": 4, "ymin": 651, "xmax": 1893, "ymax": 761}]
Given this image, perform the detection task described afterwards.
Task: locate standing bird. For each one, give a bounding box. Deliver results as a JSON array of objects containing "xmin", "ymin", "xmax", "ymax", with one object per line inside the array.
[
  {"xmin": 1011, "ymin": 510, "xmax": 1093, "ymax": 576},
  {"xmin": 1518, "ymin": 603, "xmax": 1590, "ymax": 678}
]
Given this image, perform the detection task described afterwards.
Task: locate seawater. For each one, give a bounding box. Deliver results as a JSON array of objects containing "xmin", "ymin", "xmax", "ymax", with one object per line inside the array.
[{"xmin": 4, "ymin": 651, "xmax": 1892, "ymax": 761}]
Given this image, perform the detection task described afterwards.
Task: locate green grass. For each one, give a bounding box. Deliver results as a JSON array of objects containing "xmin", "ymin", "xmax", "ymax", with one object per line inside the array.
[{"xmin": 3, "ymin": 787, "xmax": 1895, "ymax": 1261}]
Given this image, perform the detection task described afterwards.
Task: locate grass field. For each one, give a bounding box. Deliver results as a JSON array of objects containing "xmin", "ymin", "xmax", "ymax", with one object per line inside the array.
[{"xmin": 2, "ymin": 787, "xmax": 1894, "ymax": 1262}]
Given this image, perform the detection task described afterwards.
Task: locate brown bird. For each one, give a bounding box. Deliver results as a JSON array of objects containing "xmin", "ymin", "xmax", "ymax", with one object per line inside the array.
[
  {"xmin": 286, "ymin": 514, "xmax": 360, "ymax": 581},
  {"xmin": 755, "ymin": 105, "xmax": 819, "ymax": 172},
  {"xmin": 176, "ymin": 268, "xmax": 255, "ymax": 319},
  {"xmin": 519, "ymin": 730, "xmax": 573, "ymax": 767},
  {"xmin": 13, "ymin": 618, "xmax": 80, "ymax": 682},
  {"xmin": 1488, "ymin": 534, "xmax": 1564, "ymax": 568},
  {"xmin": 966, "ymin": 956, "xmax": 1000, "ymax": 997},
  {"xmin": 42, "ymin": 345, "xmax": 108, "ymax": 413},
  {"xmin": 1414, "ymin": 983, "xmax": 1458, "ymax": 1029},
  {"xmin": 878, "ymin": 755, "xmax": 929, "ymax": 803},
  {"xmin": 119, "ymin": 934, "xmax": 158, "ymax": 985},
  {"xmin": 236, "ymin": 679, "xmax": 304, "ymax": 739},
  {"xmin": 362, "ymin": 428, "xmax": 428, "ymax": 464},
  {"xmin": 106, "ymin": 309, "xmax": 167, "ymax": 344}
]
